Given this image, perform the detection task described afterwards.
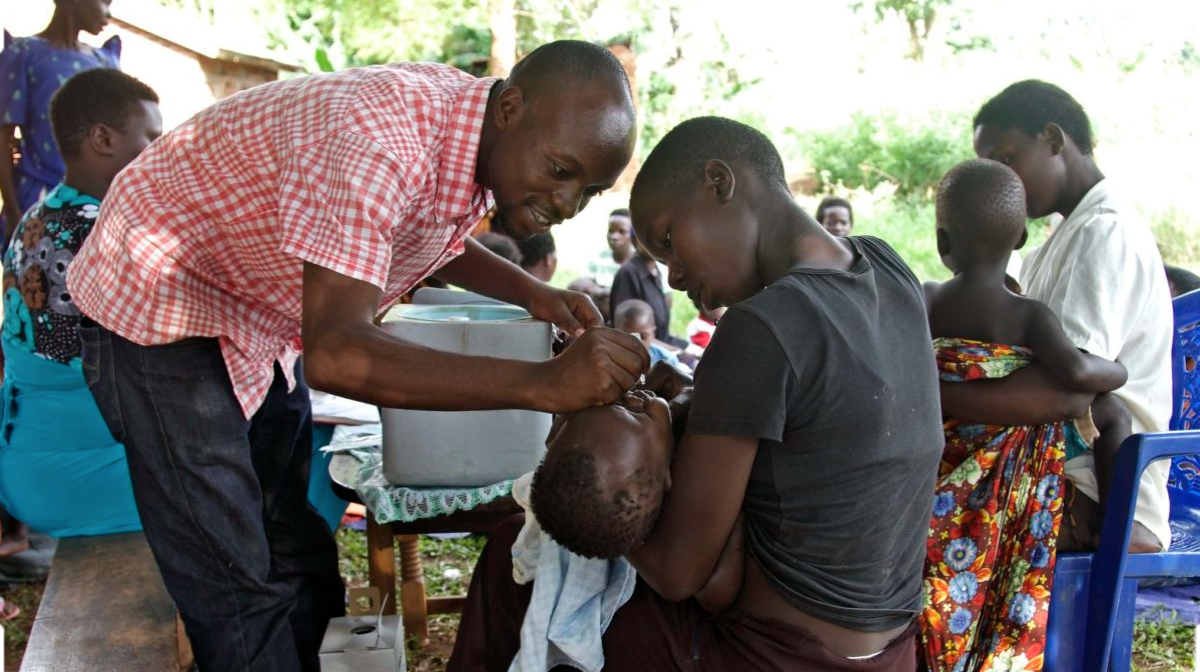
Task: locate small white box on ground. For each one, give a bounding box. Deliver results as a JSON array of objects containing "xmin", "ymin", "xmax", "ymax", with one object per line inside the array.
[{"xmin": 319, "ymin": 614, "xmax": 406, "ymax": 672}]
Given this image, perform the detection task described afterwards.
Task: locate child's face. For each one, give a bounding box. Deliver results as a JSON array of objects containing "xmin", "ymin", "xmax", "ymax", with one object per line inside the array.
[
  {"xmin": 617, "ymin": 314, "xmax": 656, "ymax": 352},
  {"xmin": 631, "ymin": 171, "xmax": 760, "ymax": 310},
  {"xmin": 820, "ymin": 206, "xmax": 852, "ymax": 237},
  {"xmin": 109, "ymin": 101, "xmax": 163, "ymax": 173},
  {"xmin": 973, "ymin": 124, "xmax": 1063, "ymax": 219},
  {"xmin": 608, "ymin": 216, "xmax": 633, "ymax": 255},
  {"xmin": 546, "ymin": 390, "xmax": 675, "ymax": 493}
]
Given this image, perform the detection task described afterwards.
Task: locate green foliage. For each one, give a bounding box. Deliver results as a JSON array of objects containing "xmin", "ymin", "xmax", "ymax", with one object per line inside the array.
[
  {"xmin": 795, "ymin": 111, "xmax": 974, "ymax": 200},
  {"xmin": 1151, "ymin": 208, "xmax": 1200, "ymax": 267},
  {"xmin": 1131, "ymin": 612, "xmax": 1194, "ymax": 671}
]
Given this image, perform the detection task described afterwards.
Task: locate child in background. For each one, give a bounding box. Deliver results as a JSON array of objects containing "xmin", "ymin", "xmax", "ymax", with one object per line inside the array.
[
  {"xmin": 517, "ymin": 231, "xmax": 558, "ymax": 283},
  {"xmin": 921, "ymin": 158, "xmax": 1130, "ymax": 671},
  {"xmin": 816, "ymin": 196, "xmax": 853, "ymax": 237},
  {"xmin": 1166, "ymin": 265, "xmax": 1200, "ymax": 298},
  {"xmin": 0, "ymin": 69, "xmax": 161, "ymax": 538},
  {"xmin": 685, "ymin": 299, "xmax": 725, "ymax": 358},
  {"xmin": 476, "ymin": 231, "xmax": 523, "ymax": 265},
  {"xmin": 614, "ymin": 298, "xmax": 683, "ymax": 370}
]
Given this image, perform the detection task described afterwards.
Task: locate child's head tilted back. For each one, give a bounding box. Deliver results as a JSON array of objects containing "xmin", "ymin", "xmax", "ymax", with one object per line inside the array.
[
  {"xmin": 531, "ymin": 390, "xmax": 674, "ymax": 559},
  {"xmin": 935, "ymin": 159, "xmax": 1027, "ymax": 272}
]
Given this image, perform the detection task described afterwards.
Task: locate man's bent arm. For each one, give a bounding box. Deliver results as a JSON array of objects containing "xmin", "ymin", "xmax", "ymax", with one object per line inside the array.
[{"xmin": 302, "ymin": 263, "xmax": 645, "ymax": 414}]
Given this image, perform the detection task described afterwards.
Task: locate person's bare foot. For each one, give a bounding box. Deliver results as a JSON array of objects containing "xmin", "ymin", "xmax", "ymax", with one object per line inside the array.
[{"xmin": 0, "ymin": 522, "xmax": 30, "ymax": 557}]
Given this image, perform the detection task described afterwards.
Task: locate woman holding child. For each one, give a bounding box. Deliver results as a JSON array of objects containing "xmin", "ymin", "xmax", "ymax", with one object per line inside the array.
[{"xmin": 450, "ymin": 117, "xmax": 945, "ymax": 671}]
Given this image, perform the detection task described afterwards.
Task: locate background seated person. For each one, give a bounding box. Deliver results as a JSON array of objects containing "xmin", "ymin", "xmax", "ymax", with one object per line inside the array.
[
  {"xmin": 815, "ymin": 196, "xmax": 853, "ymax": 237},
  {"xmin": 613, "ymin": 298, "xmax": 683, "ymax": 370},
  {"xmin": 517, "ymin": 232, "xmax": 558, "ymax": 283},
  {"xmin": 966, "ymin": 79, "xmax": 1174, "ymax": 553},
  {"xmin": 0, "ymin": 69, "xmax": 160, "ymax": 537}
]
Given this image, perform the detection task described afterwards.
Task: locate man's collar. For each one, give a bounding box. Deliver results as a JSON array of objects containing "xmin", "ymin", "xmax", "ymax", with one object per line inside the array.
[{"xmin": 435, "ymin": 76, "xmax": 500, "ymax": 221}]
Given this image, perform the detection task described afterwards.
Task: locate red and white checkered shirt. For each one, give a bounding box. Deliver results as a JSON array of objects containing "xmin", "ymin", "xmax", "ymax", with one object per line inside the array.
[{"xmin": 68, "ymin": 64, "xmax": 498, "ymax": 418}]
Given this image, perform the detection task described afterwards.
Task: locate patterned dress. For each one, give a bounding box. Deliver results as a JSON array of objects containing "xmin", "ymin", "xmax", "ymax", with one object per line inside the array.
[
  {"xmin": 0, "ymin": 32, "xmax": 120, "ymax": 235},
  {"xmin": 921, "ymin": 338, "xmax": 1068, "ymax": 672}
]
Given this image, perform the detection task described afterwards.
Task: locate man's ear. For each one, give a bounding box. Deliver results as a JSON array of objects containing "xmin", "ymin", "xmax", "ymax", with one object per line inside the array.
[
  {"xmin": 936, "ymin": 227, "xmax": 952, "ymax": 257},
  {"xmin": 492, "ymin": 85, "xmax": 526, "ymax": 132},
  {"xmin": 1015, "ymin": 227, "xmax": 1029, "ymax": 251},
  {"xmin": 703, "ymin": 159, "xmax": 735, "ymax": 205},
  {"xmin": 1042, "ymin": 123, "xmax": 1067, "ymax": 156},
  {"xmin": 86, "ymin": 123, "xmax": 117, "ymax": 157}
]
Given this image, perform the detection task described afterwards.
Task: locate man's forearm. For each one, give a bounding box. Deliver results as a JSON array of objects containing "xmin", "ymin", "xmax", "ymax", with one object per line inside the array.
[
  {"xmin": 434, "ymin": 236, "xmax": 539, "ymax": 306},
  {"xmin": 304, "ymin": 319, "xmax": 544, "ymax": 411}
]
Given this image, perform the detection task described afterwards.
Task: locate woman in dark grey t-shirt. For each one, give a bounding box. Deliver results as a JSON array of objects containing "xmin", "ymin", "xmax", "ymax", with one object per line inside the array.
[{"xmin": 448, "ymin": 117, "xmax": 944, "ymax": 672}]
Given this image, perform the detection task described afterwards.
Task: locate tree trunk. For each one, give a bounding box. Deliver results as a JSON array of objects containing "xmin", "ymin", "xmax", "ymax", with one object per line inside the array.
[{"xmin": 488, "ymin": 0, "xmax": 516, "ymax": 77}]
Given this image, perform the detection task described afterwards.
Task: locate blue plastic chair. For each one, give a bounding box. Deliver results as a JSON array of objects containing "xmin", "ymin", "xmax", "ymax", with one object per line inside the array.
[{"xmin": 1045, "ymin": 288, "xmax": 1200, "ymax": 672}]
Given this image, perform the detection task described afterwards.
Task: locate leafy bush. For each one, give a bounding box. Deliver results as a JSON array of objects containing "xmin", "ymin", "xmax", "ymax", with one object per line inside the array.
[
  {"xmin": 1150, "ymin": 208, "xmax": 1200, "ymax": 267},
  {"xmin": 792, "ymin": 111, "xmax": 974, "ymax": 200}
]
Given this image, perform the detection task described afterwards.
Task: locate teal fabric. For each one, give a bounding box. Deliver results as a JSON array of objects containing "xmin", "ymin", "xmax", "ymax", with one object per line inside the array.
[
  {"xmin": 0, "ymin": 340, "xmax": 141, "ymax": 537},
  {"xmin": 1064, "ymin": 421, "xmax": 1090, "ymax": 462},
  {"xmin": 308, "ymin": 423, "xmax": 346, "ymax": 532}
]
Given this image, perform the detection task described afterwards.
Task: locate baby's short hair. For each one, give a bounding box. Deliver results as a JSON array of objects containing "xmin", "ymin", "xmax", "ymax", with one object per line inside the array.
[
  {"xmin": 613, "ymin": 298, "xmax": 654, "ymax": 328},
  {"xmin": 531, "ymin": 442, "xmax": 664, "ymax": 559},
  {"xmin": 936, "ymin": 159, "xmax": 1026, "ymax": 259}
]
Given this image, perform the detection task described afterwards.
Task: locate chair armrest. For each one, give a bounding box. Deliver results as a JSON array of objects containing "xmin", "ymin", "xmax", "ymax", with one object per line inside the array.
[{"xmin": 1085, "ymin": 430, "xmax": 1200, "ymax": 672}]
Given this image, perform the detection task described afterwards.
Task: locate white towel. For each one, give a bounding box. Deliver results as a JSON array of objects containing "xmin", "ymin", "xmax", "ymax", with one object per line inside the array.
[{"xmin": 508, "ymin": 472, "xmax": 637, "ymax": 672}]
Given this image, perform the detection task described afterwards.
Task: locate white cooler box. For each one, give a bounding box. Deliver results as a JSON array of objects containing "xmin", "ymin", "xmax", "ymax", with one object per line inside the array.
[{"xmin": 378, "ymin": 300, "xmax": 553, "ymax": 487}]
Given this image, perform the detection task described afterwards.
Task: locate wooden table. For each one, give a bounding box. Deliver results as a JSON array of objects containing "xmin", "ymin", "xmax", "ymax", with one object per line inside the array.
[{"xmin": 331, "ymin": 475, "xmax": 521, "ymax": 643}]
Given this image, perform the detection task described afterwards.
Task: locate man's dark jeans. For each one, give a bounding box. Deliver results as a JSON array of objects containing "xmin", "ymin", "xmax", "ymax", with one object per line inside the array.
[{"xmin": 80, "ymin": 322, "xmax": 344, "ymax": 672}]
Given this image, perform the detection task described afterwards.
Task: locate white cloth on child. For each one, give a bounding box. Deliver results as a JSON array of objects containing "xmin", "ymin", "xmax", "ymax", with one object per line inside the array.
[{"xmin": 508, "ymin": 472, "xmax": 637, "ymax": 672}]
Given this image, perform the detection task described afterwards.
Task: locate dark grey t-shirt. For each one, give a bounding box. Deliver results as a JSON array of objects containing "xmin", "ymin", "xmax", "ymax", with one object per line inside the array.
[{"xmin": 687, "ymin": 235, "xmax": 942, "ymax": 632}]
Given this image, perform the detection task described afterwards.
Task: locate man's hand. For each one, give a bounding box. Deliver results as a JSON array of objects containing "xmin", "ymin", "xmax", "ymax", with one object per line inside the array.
[
  {"xmin": 522, "ymin": 283, "xmax": 603, "ymax": 338},
  {"xmin": 532, "ymin": 327, "xmax": 648, "ymax": 412}
]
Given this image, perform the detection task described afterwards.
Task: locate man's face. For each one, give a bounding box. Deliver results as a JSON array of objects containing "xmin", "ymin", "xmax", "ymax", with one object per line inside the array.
[
  {"xmin": 820, "ymin": 206, "xmax": 851, "ymax": 237},
  {"xmin": 110, "ymin": 101, "xmax": 163, "ymax": 171},
  {"xmin": 607, "ymin": 216, "xmax": 633, "ymax": 256},
  {"xmin": 632, "ymin": 180, "xmax": 760, "ymax": 311},
  {"xmin": 486, "ymin": 88, "xmax": 634, "ymax": 240},
  {"xmin": 973, "ymin": 124, "xmax": 1063, "ymax": 219},
  {"xmin": 546, "ymin": 390, "xmax": 674, "ymax": 488}
]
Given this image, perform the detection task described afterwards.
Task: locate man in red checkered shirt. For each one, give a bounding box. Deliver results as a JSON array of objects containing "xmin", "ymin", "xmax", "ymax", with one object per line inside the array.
[{"xmin": 67, "ymin": 40, "xmax": 645, "ymax": 672}]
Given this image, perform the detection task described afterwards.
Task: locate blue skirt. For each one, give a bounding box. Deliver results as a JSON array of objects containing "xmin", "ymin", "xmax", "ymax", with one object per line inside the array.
[{"xmin": 0, "ymin": 340, "xmax": 142, "ymax": 537}]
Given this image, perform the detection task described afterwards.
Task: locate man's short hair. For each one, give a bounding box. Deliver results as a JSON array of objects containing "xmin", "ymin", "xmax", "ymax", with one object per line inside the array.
[
  {"xmin": 477, "ymin": 232, "xmax": 523, "ymax": 265},
  {"xmin": 50, "ymin": 69, "xmax": 158, "ymax": 159},
  {"xmin": 517, "ymin": 232, "xmax": 556, "ymax": 269},
  {"xmin": 531, "ymin": 443, "xmax": 663, "ymax": 559},
  {"xmin": 974, "ymin": 80, "xmax": 1095, "ymax": 155},
  {"xmin": 613, "ymin": 298, "xmax": 654, "ymax": 328},
  {"xmin": 507, "ymin": 40, "xmax": 632, "ymax": 108},
  {"xmin": 631, "ymin": 117, "xmax": 788, "ymax": 204},
  {"xmin": 815, "ymin": 196, "xmax": 853, "ymax": 225},
  {"xmin": 936, "ymin": 159, "xmax": 1026, "ymax": 258}
]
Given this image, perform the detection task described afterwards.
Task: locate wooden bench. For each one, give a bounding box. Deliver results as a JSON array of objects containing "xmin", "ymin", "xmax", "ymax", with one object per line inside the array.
[{"xmin": 19, "ymin": 532, "xmax": 192, "ymax": 672}]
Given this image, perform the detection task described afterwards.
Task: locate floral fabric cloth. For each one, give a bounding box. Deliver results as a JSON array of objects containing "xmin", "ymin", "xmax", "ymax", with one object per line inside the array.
[
  {"xmin": 921, "ymin": 338, "xmax": 1068, "ymax": 672},
  {"xmin": 3, "ymin": 183, "xmax": 99, "ymax": 364}
]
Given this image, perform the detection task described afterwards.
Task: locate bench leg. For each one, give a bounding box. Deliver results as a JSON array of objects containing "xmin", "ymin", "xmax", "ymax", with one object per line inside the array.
[
  {"xmin": 366, "ymin": 517, "xmax": 397, "ymax": 616},
  {"xmin": 399, "ymin": 534, "xmax": 429, "ymax": 645}
]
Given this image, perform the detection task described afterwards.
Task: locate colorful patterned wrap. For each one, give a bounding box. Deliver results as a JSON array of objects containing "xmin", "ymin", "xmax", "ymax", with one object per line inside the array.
[{"xmin": 921, "ymin": 338, "xmax": 1068, "ymax": 672}]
